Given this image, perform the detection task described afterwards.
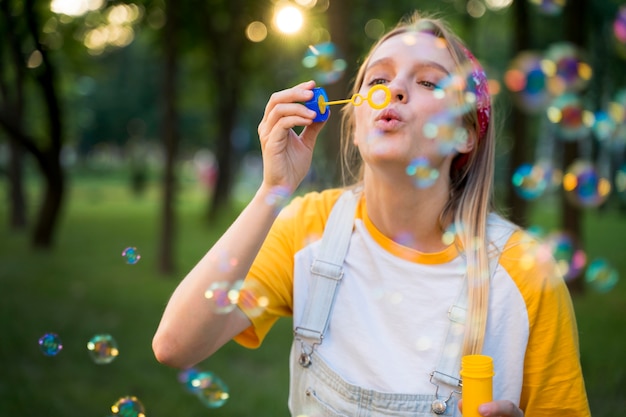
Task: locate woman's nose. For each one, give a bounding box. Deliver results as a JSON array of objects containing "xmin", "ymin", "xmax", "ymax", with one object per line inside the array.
[{"xmin": 388, "ymin": 80, "xmax": 408, "ymax": 103}]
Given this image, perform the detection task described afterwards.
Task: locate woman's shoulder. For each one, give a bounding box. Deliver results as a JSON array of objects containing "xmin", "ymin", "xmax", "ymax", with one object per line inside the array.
[{"xmin": 278, "ymin": 187, "xmax": 347, "ymax": 221}]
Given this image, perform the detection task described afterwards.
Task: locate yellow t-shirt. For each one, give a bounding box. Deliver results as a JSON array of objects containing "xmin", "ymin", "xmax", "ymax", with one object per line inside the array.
[{"xmin": 235, "ymin": 189, "xmax": 590, "ymax": 416}]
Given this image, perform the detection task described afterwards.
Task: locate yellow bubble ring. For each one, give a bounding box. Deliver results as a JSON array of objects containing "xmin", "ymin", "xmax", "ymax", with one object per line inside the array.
[{"xmin": 318, "ymin": 84, "xmax": 391, "ymax": 114}]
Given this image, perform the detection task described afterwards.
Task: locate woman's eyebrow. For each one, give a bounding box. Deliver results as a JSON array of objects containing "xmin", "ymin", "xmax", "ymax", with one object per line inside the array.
[{"xmin": 366, "ymin": 57, "xmax": 451, "ymax": 76}]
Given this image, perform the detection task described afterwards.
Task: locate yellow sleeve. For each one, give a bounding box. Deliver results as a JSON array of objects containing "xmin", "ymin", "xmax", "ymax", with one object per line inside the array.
[
  {"xmin": 234, "ymin": 189, "xmax": 343, "ymax": 348},
  {"xmin": 504, "ymin": 231, "xmax": 591, "ymax": 416}
]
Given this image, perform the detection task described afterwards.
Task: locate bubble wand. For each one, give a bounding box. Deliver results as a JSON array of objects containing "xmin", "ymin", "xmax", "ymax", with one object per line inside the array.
[{"xmin": 305, "ymin": 84, "xmax": 391, "ymax": 122}]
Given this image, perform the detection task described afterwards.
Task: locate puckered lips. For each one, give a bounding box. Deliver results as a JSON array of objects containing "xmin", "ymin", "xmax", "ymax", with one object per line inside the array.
[{"xmin": 374, "ymin": 108, "xmax": 403, "ymax": 131}]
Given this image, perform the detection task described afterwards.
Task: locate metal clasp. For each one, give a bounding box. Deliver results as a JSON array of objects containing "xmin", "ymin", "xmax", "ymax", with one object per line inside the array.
[{"xmin": 429, "ymin": 371, "xmax": 462, "ymax": 415}]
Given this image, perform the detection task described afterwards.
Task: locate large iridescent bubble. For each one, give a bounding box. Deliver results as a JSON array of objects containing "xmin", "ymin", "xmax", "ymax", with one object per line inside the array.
[
  {"xmin": 562, "ymin": 160, "xmax": 611, "ymax": 208},
  {"xmin": 543, "ymin": 42, "xmax": 592, "ymax": 95},
  {"xmin": 302, "ymin": 42, "xmax": 347, "ymax": 85},
  {"xmin": 504, "ymin": 51, "xmax": 550, "ymax": 113},
  {"xmin": 546, "ymin": 93, "xmax": 592, "ymax": 140},
  {"xmin": 189, "ymin": 371, "xmax": 230, "ymax": 408},
  {"xmin": 585, "ymin": 258, "xmax": 619, "ymax": 293}
]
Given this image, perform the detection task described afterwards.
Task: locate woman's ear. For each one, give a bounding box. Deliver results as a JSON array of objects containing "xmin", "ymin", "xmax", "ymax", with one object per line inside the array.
[{"xmin": 456, "ymin": 127, "xmax": 477, "ymax": 156}]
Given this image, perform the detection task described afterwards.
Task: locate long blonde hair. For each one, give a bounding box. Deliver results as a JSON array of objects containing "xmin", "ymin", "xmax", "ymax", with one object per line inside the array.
[{"xmin": 340, "ymin": 12, "xmax": 496, "ymax": 356}]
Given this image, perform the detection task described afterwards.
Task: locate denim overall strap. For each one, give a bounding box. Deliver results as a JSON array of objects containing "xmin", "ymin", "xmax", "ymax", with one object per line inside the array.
[
  {"xmin": 293, "ymin": 189, "xmax": 360, "ymax": 350},
  {"xmin": 432, "ymin": 213, "xmax": 516, "ymax": 391}
]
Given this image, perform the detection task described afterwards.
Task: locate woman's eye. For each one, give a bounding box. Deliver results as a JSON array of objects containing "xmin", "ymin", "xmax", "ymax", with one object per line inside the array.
[
  {"xmin": 418, "ymin": 80, "xmax": 437, "ymax": 89},
  {"xmin": 368, "ymin": 78, "xmax": 388, "ymax": 86}
]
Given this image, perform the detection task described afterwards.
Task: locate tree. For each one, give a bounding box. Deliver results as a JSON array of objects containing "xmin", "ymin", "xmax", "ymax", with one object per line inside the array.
[
  {"xmin": 158, "ymin": 0, "xmax": 181, "ymax": 274},
  {"xmin": 0, "ymin": 0, "xmax": 66, "ymax": 248}
]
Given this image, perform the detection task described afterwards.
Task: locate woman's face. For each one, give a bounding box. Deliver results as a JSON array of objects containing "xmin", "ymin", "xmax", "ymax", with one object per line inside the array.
[{"xmin": 354, "ymin": 31, "xmax": 468, "ymax": 173}]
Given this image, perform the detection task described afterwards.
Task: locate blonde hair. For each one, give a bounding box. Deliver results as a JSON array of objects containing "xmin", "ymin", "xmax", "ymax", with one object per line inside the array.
[{"xmin": 340, "ymin": 12, "xmax": 496, "ymax": 356}]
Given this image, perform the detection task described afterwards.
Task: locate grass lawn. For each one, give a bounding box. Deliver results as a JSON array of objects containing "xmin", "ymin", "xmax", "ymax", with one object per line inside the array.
[{"xmin": 1, "ymin": 172, "xmax": 625, "ymax": 416}]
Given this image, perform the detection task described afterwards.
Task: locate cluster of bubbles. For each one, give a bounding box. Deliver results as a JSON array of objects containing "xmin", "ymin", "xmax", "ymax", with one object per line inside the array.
[
  {"xmin": 505, "ymin": 24, "xmax": 626, "ymax": 208},
  {"xmin": 528, "ymin": 228, "xmax": 620, "ymax": 291},
  {"xmin": 205, "ymin": 278, "xmax": 269, "ymax": 318},
  {"xmin": 178, "ymin": 368, "xmax": 230, "ymax": 408},
  {"xmin": 37, "ymin": 248, "xmax": 143, "ymax": 413},
  {"xmin": 512, "ymin": 159, "xmax": 612, "ymax": 208},
  {"xmin": 39, "ymin": 332, "xmax": 120, "ymax": 363},
  {"xmin": 505, "ymin": 42, "xmax": 592, "ymax": 117}
]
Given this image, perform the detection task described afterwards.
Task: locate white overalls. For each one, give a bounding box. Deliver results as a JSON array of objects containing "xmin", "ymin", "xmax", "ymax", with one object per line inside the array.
[{"xmin": 289, "ymin": 189, "xmax": 515, "ymax": 417}]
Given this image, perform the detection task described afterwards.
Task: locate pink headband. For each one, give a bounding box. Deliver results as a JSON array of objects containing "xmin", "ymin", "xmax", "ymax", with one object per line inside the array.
[{"xmin": 453, "ymin": 46, "xmax": 491, "ymax": 170}]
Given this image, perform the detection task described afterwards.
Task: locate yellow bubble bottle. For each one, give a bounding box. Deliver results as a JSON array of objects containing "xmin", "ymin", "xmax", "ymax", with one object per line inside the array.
[{"xmin": 460, "ymin": 355, "xmax": 494, "ymax": 417}]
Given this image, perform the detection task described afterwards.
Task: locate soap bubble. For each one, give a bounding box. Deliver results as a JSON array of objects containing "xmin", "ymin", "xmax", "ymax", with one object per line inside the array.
[
  {"xmin": 590, "ymin": 110, "xmax": 617, "ymax": 141},
  {"xmin": 302, "ymin": 42, "xmax": 347, "ymax": 85},
  {"xmin": 563, "ymin": 160, "xmax": 611, "ymax": 208},
  {"xmin": 543, "ymin": 231, "xmax": 586, "ymax": 281},
  {"xmin": 546, "ymin": 93, "xmax": 592, "ymax": 140},
  {"xmin": 585, "ymin": 258, "xmax": 619, "ymax": 293},
  {"xmin": 87, "ymin": 334, "xmax": 119, "ymax": 364},
  {"xmin": 111, "ymin": 396, "xmax": 145, "ymax": 417},
  {"xmin": 423, "ymin": 110, "xmax": 468, "ymax": 156},
  {"xmin": 614, "ymin": 6, "xmax": 626, "ymax": 44},
  {"xmin": 178, "ymin": 367, "xmax": 201, "ymax": 393},
  {"xmin": 406, "ymin": 157, "xmax": 439, "ymax": 188},
  {"xmin": 504, "ymin": 51, "xmax": 550, "ymax": 113},
  {"xmin": 122, "ymin": 247, "xmax": 141, "ymax": 264},
  {"xmin": 189, "ymin": 371, "xmax": 230, "ymax": 408},
  {"xmin": 432, "ymin": 61, "xmax": 483, "ymax": 121},
  {"xmin": 543, "ymin": 42, "xmax": 592, "ymax": 95},
  {"xmin": 237, "ymin": 279, "xmax": 270, "ymax": 318},
  {"xmin": 512, "ymin": 163, "xmax": 549, "ymax": 200},
  {"xmin": 38, "ymin": 332, "xmax": 63, "ymax": 356},
  {"xmin": 204, "ymin": 281, "xmax": 238, "ymax": 314},
  {"xmin": 205, "ymin": 279, "xmax": 269, "ymax": 317}
]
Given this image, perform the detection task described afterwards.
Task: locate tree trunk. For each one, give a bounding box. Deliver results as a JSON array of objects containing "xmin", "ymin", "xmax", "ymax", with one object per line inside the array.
[
  {"xmin": 32, "ymin": 154, "xmax": 64, "ymax": 248},
  {"xmin": 7, "ymin": 139, "xmax": 28, "ymax": 229},
  {"xmin": 325, "ymin": 0, "xmax": 355, "ymax": 186},
  {"xmin": 505, "ymin": 0, "xmax": 531, "ymax": 227},
  {"xmin": 561, "ymin": 0, "xmax": 586, "ymax": 293},
  {"xmin": 205, "ymin": 0, "xmax": 245, "ymax": 220},
  {"xmin": 0, "ymin": 0, "xmax": 28, "ymax": 230},
  {"xmin": 158, "ymin": 0, "xmax": 180, "ymax": 275}
]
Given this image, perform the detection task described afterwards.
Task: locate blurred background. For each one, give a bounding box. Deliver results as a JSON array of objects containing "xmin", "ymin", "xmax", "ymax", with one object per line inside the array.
[{"xmin": 1, "ymin": 0, "xmax": 625, "ymax": 416}]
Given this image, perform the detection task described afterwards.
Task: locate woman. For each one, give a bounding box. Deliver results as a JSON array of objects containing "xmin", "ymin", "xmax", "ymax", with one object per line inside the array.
[{"xmin": 153, "ymin": 11, "xmax": 590, "ymax": 417}]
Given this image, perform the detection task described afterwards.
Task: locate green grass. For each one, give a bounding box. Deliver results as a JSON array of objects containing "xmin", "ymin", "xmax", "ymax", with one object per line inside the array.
[{"xmin": 1, "ymin": 173, "xmax": 625, "ymax": 416}]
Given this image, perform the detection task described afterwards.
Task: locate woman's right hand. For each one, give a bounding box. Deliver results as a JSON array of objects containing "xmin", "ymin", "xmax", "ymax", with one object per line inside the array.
[{"xmin": 257, "ymin": 80, "xmax": 327, "ymax": 193}]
